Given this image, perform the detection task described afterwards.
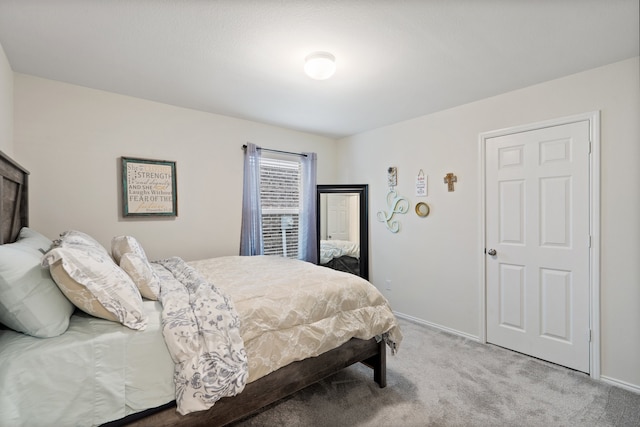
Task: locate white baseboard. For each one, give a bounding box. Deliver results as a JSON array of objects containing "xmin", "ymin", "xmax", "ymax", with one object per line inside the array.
[
  {"xmin": 394, "ymin": 311, "xmax": 480, "ymax": 342},
  {"xmin": 600, "ymin": 375, "xmax": 640, "ymax": 394}
]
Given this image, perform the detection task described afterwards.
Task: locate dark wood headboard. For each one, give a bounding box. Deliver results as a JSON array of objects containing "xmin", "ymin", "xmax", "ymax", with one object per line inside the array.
[{"xmin": 0, "ymin": 150, "xmax": 29, "ymax": 244}]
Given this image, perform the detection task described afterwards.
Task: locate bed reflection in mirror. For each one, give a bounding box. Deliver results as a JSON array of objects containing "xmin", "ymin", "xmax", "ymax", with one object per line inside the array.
[{"xmin": 317, "ymin": 185, "xmax": 369, "ymax": 280}]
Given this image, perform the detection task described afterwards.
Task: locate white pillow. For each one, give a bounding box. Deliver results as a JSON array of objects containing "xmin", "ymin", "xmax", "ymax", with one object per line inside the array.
[
  {"xmin": 42, "ymin": 246, "xmax": 148, "ymax": 330},
  {"xmin": 111, "ymin": 235, "xmax": 161, "ymax": 300},
  {"xmin": 15, "ymin": 227, "xmax": 55, "ymax": 253},
  {"xmin": 0, "ymin": 228, "xmax": 74, "ymax": 337},
  {"xmin": 120, "ymin": 252, "xmax": 160, "ymax": 300}
]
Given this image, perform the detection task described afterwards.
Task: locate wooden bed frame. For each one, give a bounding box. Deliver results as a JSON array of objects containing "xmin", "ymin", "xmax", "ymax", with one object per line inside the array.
[
  {"xmin": 110, "ymin": 338, "xmax": 385, "ymax": 427},
  {"xmin": 0, "ymin": 150, "xmax": 29, "ymax": 245},
  {"xmin": 0, "ymin": 150, "xmax": 387, "ymax": 427}
]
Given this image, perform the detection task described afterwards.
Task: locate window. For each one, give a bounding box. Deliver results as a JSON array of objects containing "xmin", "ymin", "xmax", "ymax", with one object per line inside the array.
[
  {"xmin": 259, "ymin": 157, "xmax": 301, "ymax": 258},
  {"xmin": 240, "ymin": 143, "xmax": 316, "ymax": 262}
]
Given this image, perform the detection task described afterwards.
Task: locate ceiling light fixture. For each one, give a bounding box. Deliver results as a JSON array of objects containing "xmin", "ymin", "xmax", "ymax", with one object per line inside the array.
[{"xmin": 304, "ymin": 51, "xmax": 336, "ymax": 80}]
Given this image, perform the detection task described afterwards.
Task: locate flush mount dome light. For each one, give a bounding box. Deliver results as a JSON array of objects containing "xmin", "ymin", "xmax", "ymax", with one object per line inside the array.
[{"xmin": 304, "ymin": 51, "xmax": 336, "ymax": 80}]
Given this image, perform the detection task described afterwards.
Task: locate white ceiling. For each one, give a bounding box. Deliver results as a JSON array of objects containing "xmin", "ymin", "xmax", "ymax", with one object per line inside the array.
[{"xmin": 0, "ymin": 1, "xmax": 638, "ymax": 139}]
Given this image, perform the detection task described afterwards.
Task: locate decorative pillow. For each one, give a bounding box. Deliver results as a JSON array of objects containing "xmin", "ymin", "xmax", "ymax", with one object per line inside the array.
[
  {"xmin": 111, "ymin": 235, "xmax": 161, "ymax": 300},
  {"xmin": 0, "ymin": 228, "xmax": 74, "ymax": 337},
  {"xmin": 56, "ymin": 230, "xmax": 110, "ymax": 258},
  {"xmin": 42, "ymin": 246, "xmax": 148, "ymax": 330},
  {"xmin": 120, "ymin": 252, "xmax": 160, "ymax": 300},
  {"xmin": 111, "ymin": 235, "xmax": 148, "ymax": 264}
]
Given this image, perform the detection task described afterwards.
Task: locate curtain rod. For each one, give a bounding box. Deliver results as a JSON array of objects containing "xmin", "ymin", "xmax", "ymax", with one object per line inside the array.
[{"xmin": 242, "ymin": 144, "xmax": 307, "ymax": 158}]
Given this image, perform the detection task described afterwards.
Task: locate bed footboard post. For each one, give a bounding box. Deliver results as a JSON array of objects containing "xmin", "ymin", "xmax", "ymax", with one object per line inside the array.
[
  {"xmin": 364, "ymin": 339, "xmax": 387, "ymax": 388},
  {"xmin": 375, "ymin": 339, "xmax": 387, "ymax": 388}
]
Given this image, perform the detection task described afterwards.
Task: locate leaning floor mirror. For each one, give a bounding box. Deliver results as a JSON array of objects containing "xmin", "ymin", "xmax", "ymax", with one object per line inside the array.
[{"xmin": 316, "ymin": 184, "xmax": 369, "ymax": 280}]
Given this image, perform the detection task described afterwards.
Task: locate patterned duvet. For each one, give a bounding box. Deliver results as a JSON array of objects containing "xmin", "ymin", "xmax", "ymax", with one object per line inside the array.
[{"xmin": 154, "ymin": 257, "xmax": 248, "ymax": 415}]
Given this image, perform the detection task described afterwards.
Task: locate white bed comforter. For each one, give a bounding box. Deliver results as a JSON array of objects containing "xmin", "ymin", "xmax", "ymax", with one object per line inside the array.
[
  {"xmin": 320, "ymin": 239, "xmax": 360, "ymax": 264},
  {"xmin": 188, "ymin": 255, "xmax": 402, "ymax": 383},
  {"xmin": 155, "ymin": 255, "xmax": 401, "ymax": 415},
  {"xmin": 154, "ymin": 257, "xmax": 248, "ymax": 415}
]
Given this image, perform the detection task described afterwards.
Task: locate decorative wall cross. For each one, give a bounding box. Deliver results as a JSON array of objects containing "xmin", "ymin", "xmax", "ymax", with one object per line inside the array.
[{"xmin": 444, "ymin": 173, "xmax": 457, "ymax": 192}]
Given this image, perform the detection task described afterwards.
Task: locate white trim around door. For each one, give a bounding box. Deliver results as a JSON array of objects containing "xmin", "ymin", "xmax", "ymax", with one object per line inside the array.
[{"xmin": 478, "ymin": 111, "xmax": 600, "ymax": 379}]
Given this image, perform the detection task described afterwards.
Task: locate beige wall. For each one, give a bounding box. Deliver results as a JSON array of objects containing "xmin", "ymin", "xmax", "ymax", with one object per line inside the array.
[
  {"xmin": 13, "ymin": 74, "xmax": 337, "ymax": 261},
  {"xmin": 12, "ymin": 57, "xmax": 640, "ymax": 391},
  {"xmin": 337, "ymin": 57, "xmax": 640, "ymax": 390},
  {"xmin": 0, "ymin": 42, "xmax": 12, "ymax": 155}
]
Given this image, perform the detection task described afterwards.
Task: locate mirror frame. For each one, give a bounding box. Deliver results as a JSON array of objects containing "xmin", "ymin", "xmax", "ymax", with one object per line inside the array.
[{"xmin": 316, "ymin": 184, "xmax": 369, "ymax": 280}]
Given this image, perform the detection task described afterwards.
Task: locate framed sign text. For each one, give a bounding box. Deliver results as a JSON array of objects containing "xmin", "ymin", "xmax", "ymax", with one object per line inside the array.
[{"xmin": 122, "ymin": 157, "xmax": 177, "ymax": 217}]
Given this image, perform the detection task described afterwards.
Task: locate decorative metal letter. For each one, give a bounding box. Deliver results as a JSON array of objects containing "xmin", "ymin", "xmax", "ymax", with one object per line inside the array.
[
  {"xmin": 377, "ymin": 189, "xmax": 409, "ymax": 233},
  {"xmin": 444, "ymin": 173, "xmax": 457, "ymax": 192}
]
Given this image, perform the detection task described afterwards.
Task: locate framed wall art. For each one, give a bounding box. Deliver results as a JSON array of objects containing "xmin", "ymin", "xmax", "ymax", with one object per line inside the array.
[{"xmin": 121, "ymin": 157, "xmax": 177, "ymax": 217}]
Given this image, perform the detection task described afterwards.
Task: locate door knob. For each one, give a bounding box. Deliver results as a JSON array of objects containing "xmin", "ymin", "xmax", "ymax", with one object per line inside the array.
[{"xmin": 487, "ymin": 249, "xmax": 497, "ymax": 256}]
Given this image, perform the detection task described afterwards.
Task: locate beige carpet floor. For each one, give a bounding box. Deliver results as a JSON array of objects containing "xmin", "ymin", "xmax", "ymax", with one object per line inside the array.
[{"xmin": 232, "ymin": 318, "xmax": 640, "ymax": 427}]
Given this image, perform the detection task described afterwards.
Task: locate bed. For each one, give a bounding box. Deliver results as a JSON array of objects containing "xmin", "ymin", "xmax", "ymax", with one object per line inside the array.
[
  {"xmin": 320, "ymin": 239, "xmax": 361, "ymax": 276},
  {"xmin": 0, "ymin": 150, "xmax": 402, "ymax": 427}
]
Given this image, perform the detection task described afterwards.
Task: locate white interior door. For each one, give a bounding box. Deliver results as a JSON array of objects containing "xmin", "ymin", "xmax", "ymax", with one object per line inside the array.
[
  {"xmin": 326, "ymin": 194, "xmax": 350, "ymax": 241},
  {"xmin": 485, "ymin": 120, "xmax": 591, "ymax": 373}
]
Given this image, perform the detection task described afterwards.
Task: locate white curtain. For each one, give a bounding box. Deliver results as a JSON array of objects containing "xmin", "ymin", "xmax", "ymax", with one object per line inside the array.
[
  {"xmin": 298, "ymin": 152, "xmax": 317, "ymax": 263},
  {"xmin": 239, "ymin": 143, "xmax": 263, "ymax": 256}
]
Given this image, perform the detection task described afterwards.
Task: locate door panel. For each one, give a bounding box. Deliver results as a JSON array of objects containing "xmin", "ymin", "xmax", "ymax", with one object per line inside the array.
[
  {"xmin": 499, "ymin": 263, "xmax": 525, "ymax": 330},
  {"xmin": 326, "ymin": 194, "xmax": 349, "ymax": 241},
  {"xmin": 540, "ymin": 177, "xmax": 571, "ymax": 247},
  {"xmin": 540, "ymin": 268, "xmax": 571, "ymax": 341},
  {"xmin": 499, "ymin": 180, "xmax": 524, "ymax": 244},
  {"xmin": 486, "ymin": 120, "xmax": 590, "ymax": 373}
]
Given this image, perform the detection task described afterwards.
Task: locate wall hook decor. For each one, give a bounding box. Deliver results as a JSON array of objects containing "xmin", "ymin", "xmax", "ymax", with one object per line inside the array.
[
  {"xmin": 387, "ymin": 166, "xmax": 397, "ymax": 188},
  {"xmin": 444, "ymin": 172, "xmax": 457, "ymax": 192}
]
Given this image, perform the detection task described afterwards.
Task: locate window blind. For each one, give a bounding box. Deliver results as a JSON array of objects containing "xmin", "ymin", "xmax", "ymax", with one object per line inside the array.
[{"xmin": 259, "ymin": 157, "xmax": 301, "ymax": 258}]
